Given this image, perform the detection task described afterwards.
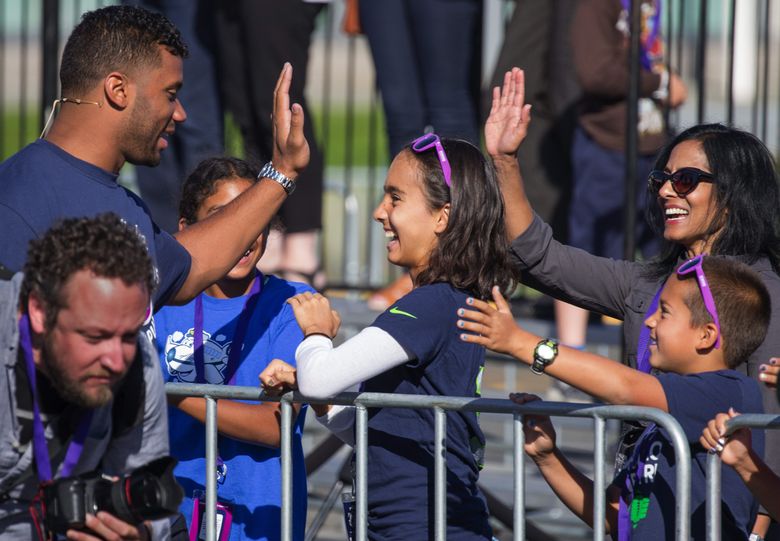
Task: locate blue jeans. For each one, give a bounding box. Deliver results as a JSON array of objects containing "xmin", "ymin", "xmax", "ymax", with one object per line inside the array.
[
  {"xmin": 359, "ymin": 0, "xmax": 481, "ymax": 156},
  {"xmin": 568, "ymin": 126, "xmax": 660, "ymax": 260}
]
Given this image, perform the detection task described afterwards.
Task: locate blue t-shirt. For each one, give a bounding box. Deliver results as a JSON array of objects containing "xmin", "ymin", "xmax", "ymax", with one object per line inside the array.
[
  {"xmin": 366, "ymin": 283, "xmax": 492, "ymax": 541},
  {"xmin": 615, "ymin": 370, "xmax": 764, "ymax": 541},
  {"xmin": 0, "ymin": 140, "xmax": 190, "ymax": 307},
  {"xmin": 153, "ymin": 275, "xmax": 313, "ymax": 541}
]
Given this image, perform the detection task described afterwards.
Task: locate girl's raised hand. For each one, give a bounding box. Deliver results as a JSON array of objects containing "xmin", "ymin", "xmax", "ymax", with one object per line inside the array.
[
  {"xmin": 287, "ymin": 292, "xmax": 341, "ymax": 338},
  {"xmin": 699, "ymin": 408, "xmax": 752, "ymax": 468},
  {"xmin": 510, "ymin": 393, "xmax": 557, "ymax": 461},
  {"xmin": 759, "ymin": 359, "xmax": 779, "ymax": 388},
  {"xmin": 259, "ymin": 359, "xmax": 298, "ymax": 396},
  {"xmin": 484, "ymin": 68, "xmax": 532, "ymax": 159},
  {"xmin": 457, "ymin": 286, "xmax": 522, "ymax": 357}
]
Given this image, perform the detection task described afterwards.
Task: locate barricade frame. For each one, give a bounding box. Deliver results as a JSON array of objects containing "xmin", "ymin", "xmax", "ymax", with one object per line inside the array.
[{"xmin": 165, "ymin": 383, "xmax": 692, "ymax": 541}]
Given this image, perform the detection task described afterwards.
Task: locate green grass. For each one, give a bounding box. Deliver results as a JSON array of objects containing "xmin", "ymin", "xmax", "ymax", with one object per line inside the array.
[
  {"xmin": 2, "ymin": 110, "xmax": 40, "ymax": 160},
  {"xmin": 0, "ymin": 107, "xmax": 390, "ymax": 166}
]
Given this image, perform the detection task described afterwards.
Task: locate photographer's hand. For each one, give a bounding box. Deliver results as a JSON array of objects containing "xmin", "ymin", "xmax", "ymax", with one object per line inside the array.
[{"xmin": 66, "ymin": 512, "xmax": 149, "ymax": 541}]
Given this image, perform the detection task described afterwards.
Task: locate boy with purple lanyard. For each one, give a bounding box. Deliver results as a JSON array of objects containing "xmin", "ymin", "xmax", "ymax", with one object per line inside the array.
[{"xmin": 457, "ymin": 255, "xmax": 768, "ymax": 539}]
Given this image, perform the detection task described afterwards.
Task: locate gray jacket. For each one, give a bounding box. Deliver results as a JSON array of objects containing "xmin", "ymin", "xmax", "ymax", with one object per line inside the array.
[
  {"xmin": 511, "ymin": 213, "xmax": 780, "ymax": 478},
  {"xmin": 0, "ymin": 274, "xmax": 170, "ymax": 539}
]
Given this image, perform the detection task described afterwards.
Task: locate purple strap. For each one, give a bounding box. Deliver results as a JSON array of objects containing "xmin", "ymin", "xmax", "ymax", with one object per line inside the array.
[
  {"xmin": 193, "ymin": 274, "xmax": 263, "ymax": 386},
  {"xmin": 18, "ymin": 315, "xmax": 93, "ymax": 482},
  {"xmin": 636, "ymin": 286, "xmax": 663, "ymax": 374}
]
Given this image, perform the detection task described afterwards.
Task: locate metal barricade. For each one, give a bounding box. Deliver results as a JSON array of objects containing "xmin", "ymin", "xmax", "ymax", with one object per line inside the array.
[
  {"xmin": 165, "ymin": 383, "xmax": 692, "ymax": 541},
  {"xmin": 705, "ymin": 413, "xmax": 780, "ymax": 541}
]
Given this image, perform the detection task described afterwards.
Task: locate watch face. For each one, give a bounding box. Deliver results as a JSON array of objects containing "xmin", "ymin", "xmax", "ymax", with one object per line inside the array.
[{"xmin": 537, "ymin": 343, "xmax": 555, "ymax": 360}]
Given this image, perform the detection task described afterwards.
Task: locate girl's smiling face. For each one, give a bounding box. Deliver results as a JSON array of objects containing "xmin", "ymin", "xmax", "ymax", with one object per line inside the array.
[
  {"xmin": 373, "ymin": 151, "xmax": 449, "ymax": 282},
  {"xmin": 657, "ymin": 140, "xmax": 723, "ymax": 257}
]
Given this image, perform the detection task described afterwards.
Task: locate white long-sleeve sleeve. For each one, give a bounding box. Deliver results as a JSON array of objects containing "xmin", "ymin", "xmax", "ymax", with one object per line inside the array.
[{"xmin": 295, "ymin": 327, "xmax": 411, "ymax": 399}]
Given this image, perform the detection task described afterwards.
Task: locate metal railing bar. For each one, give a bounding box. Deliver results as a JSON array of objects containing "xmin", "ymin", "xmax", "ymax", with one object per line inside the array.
[
  {"xmin": 434, "ymin": 407, "xmax": 447, "ymax": 541},
  {"xmin": 513, "ymin": 412, "xmax": 524, "ymax": 541},
  {"xmin": 706, "ymin": 451, "xmax": 721, "ymax": 541},
  {"xmin": 205, "ymin": 395, "xmax": 218, "ymax": 541},
  {"xmin": 281, "ymin": 396, "xmax": 294, "ymax": 541},
  {"xmin": 592, "ymin": 416, "xmax": 606, "ymax": 540},
  {"xmin": 355, "ymin": 405, "xmax": 368, "ymax": 541}
]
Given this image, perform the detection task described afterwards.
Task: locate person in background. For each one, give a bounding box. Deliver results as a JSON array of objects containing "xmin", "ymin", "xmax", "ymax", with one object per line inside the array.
[
  {"xmin": 358, "ymin": 0, "xmax": 483, "ymax": 310},
  {"xmin": 215, "ymin": 0, "xmax": 326, "ymax": 289}
]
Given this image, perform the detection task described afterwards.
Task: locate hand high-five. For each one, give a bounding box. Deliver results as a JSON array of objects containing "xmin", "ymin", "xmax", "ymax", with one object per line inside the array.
[
  {"xmin": 484, "ymin": 68, "xmax": 533, "ymax": 159},
  {"xmin": 272, "ymin": 63, "xmax": 310, "ymax": 180}
]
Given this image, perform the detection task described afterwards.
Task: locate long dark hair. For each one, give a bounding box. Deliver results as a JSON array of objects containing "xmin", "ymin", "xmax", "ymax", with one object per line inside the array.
[
  {"xmin": 410, "ymin": 138, "xmax": 518, "ymax": 299},
  {"xmin": 646, "ymin": 123, "xmax": 780, "ymax": 278}
]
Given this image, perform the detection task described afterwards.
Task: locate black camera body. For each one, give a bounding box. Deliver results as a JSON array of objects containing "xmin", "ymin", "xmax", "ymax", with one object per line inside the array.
[{"xmin": 42, "ymin": 456, "xmax": 183, "ymax": 534}]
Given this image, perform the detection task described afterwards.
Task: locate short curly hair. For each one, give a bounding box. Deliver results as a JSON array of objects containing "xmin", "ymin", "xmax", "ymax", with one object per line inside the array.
[
  {"xmin": 60, "ymin": 5, "xmax": 188, "ymax": 95},
  {"xmin": 21, "ymin": 213, "xmax": 157, "ymax": 331}
]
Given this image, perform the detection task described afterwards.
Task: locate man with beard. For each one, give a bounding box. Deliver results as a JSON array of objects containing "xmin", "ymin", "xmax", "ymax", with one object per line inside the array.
[
  {"xmin": 0, "ymin": 213, "xmax": 169, "ymax": 539},
  {"xmin": 0, "ymin": 5, "xmax": 309, "ymax": 310}
]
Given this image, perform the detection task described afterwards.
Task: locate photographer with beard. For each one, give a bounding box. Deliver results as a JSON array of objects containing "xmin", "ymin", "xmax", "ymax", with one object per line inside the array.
[{"xmin": 0, "ymin": 214, "xmax": 170, "ymax": 540}]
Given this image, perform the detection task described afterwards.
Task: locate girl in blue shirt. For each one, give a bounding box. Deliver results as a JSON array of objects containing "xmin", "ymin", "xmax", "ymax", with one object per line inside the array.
[{"xmin": 154, "ymin": 157, "xmax": 312, "ymax": 541}]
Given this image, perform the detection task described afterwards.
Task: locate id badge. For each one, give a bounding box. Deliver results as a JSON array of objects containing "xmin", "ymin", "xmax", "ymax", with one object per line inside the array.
[
  {"xmin": 342, "ymin": 491, "xmax": 355, "ymax": 541},
  {"xmin": 190, "ymin": 493, "xmax": 233, "ymax": 541}
]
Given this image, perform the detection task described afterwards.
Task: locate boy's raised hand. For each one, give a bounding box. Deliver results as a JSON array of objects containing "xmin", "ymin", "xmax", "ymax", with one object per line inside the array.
[
  {"xmin": 272, "ymin": 63, "xmax": 310, "ymax": 179},
  {"xmin": 510, "ymin": 393, "xmax": 557, "ymax": 461},
  {"xmin": 699, "ymin": 408, "xmax": 752, "ymax": 467},
  {"xmin": 484, "ymin": 68, "xmax": 532, "ymax": 159},
  {"xmin": 458, "ymin": 286, "xmax": 524, "ymax": 357},
  {"xmin": 287, "ymin": 292, "xmax": 341, "ymax": 339}
]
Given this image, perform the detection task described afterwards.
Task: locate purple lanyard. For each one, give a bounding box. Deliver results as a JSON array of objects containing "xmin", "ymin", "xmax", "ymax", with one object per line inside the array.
[
  {"xmin": 616, "ymin": 424, "xmax": 657, "ymax": 540},
  {"xmin": 621, "ymin": 0, "xmax": 662, "ymax": 71},
  {"xmin": 193, "ymin": 274, "xmax": 263, "ymax": 386},
  {"xmin": 636, "ymin": 286, "xmax": 663, "ymax": 374},
  {"xmin": 18, "ymin": 315, "xmax": 93, "ymax": 483}
]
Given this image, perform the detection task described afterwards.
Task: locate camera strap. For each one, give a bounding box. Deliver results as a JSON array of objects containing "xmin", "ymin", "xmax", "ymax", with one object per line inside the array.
[{"xmin": 18, "ymin": 315, "xmax": 93, "ymax": 483}]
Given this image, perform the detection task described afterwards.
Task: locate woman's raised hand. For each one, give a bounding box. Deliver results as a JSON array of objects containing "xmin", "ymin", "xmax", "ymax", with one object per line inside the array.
[
  {"xmin": 759, "ymin": 360, "xmax": 780, "ymax": 388},
  {"xmin": 484, "ymin": 68, "xmax": 533, "ymax": 159}
]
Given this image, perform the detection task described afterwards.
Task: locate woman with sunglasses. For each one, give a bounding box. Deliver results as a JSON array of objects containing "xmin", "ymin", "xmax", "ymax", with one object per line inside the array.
[
  {"xmin": 489, "ymin": 68, "xmax": 780, "ymax": 537},
  {"xmin": 261, "ymin": 135, "xmax": 517, "ymax": 540}
]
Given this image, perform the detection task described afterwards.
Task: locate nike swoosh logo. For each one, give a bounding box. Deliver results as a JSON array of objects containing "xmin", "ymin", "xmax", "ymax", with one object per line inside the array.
[{"xmin": 389, "ymin": 306, "xmax": 417, "ymax": 319}]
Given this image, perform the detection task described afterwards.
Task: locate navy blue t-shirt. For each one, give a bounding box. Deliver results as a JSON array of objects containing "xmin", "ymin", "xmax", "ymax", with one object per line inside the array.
[
  {"xmin": 366, "ymin": 283, "xmax": 492, "ymax": 541},
  {"xmin": 0, "ymin": 140, "xmax": 190, "ymax": 307},
  {"xmin": 615, "ymin": 370, "xmax": 764, "ymax": 541}
]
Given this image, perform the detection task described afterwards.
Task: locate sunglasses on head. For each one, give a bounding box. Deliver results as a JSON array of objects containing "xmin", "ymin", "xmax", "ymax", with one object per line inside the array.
[
  {"xmin": 411, "ymin": 133, "xmax": 451, "ymax": 187},
  {"xmin": 676, "ymin": 254, "xmax": 721, "ymax": 349},
  {"xmin": 647, "ymin": 167, "xmax": 714, "ymax": 197}
]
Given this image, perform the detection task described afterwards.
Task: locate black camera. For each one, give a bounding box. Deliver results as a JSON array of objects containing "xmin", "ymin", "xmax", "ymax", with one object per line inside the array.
[{"xmin": 42, "ymin": 456, "xmax": 183, "ymax": 534}]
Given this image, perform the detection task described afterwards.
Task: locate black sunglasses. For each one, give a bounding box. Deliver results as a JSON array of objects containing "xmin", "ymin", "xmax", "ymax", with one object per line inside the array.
[{"xmin": 647, "ymin": 167, "xmax": 714, "ymax": 197}]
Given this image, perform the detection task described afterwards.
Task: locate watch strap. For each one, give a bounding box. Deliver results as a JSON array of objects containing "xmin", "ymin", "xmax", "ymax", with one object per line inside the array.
[
  {"xmin": 531, "ymin": 338, "xmax": 559, "ymax": 375},
  {"xmin": 259, "ymin": 161, "xmax": 296, "ymax": 195}
]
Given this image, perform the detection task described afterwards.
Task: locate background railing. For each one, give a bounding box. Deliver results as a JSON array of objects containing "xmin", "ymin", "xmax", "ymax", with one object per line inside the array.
[{"xmin": 3, "ymin": 0, "xmax": 780, "ymax": 288}]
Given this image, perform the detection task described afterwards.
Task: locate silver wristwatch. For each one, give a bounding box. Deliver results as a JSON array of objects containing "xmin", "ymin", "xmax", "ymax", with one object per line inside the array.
[{"xmin": 258, "ymin": 161, "xmax": 296, "ymax": 195}]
